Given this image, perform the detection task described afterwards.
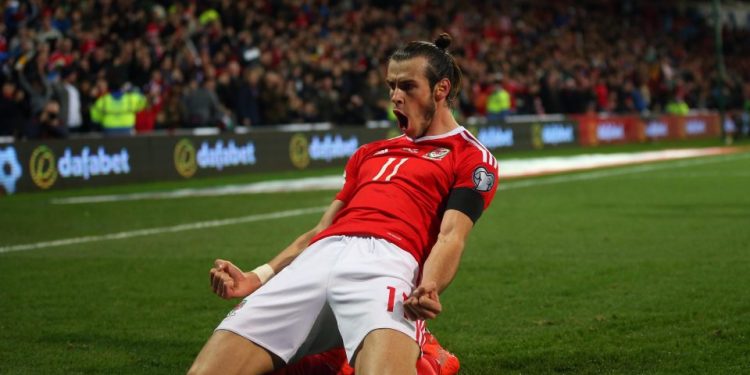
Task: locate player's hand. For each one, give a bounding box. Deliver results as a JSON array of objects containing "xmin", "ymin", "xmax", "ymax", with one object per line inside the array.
[
  {"xmin": 404, "ymin": 282, "xmax": 442, "ymax": 321},
  {"xmin": 209, "ymin": 259, "xmax": 262, "ymax": 299}
]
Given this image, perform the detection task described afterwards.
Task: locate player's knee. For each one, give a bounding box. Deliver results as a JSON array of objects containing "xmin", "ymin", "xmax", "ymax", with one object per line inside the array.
[{"xmin": 355, "ymin": 330, "xmax": 420, "ymax": 375}]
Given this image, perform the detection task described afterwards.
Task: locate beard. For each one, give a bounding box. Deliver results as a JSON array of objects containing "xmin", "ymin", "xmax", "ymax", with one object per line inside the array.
[{"xmin": 417, "ymin": 98, "xmax": 437, "ymax": 138}]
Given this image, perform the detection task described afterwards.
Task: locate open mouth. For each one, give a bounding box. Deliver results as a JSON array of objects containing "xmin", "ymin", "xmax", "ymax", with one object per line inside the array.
[{"xmin": 393, "ymin": 109, "xmax": 409, "ymax": 132}]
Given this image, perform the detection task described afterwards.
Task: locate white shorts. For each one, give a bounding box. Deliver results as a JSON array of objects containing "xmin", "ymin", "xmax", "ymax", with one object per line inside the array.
[{"xmin": 216, "ymin": 235, "xmax": 423, "ymax": 364}]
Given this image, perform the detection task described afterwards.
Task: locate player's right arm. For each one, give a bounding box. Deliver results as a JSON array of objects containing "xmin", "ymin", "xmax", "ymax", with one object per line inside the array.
[{"xmin": 210, "ymin": 199, "xmax": 345, "ymax": 299}]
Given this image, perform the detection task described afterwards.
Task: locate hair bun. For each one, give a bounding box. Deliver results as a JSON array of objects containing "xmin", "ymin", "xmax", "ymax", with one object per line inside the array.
[{"xmin": 434, "ymin": 33, "xmax": 452, "ymax": 51}]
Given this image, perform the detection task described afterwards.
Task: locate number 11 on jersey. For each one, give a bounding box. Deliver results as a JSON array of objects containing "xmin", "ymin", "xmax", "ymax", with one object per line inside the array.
[{"xmin": 373, "ymin": 157, "xmax": 408, "ymax": 181}]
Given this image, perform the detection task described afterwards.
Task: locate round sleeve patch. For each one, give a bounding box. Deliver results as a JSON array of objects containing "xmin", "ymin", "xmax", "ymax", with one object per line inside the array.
[{"xmin": 472, "ymin": 166, "xmax": 495, "ymax": 192}]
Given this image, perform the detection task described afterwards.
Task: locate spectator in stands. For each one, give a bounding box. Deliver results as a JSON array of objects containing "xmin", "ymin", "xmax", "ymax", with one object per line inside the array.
[
  {"xmin": 237, "ymin": 66, "xmax": 262, "ymax": 127},
  {"xmin": 0, "ymin": 0, "xmax": 747, "ymax": 134},
  {"xmin": 78, "ymin": 76, "xmax": 107, "ymax": 133},
  {"xmin": 486, "ymin": 73, "xmax": 512, "ymax": 122},
  {"xmin": 90, "ymin": 75, "xmax": 148, "ymax": 136},
  {"xmin": 50, "ymin": 66, "xmax": 82, "ymax": 133},
  {"xmin": 37, "ymin": 13, "xmax": 63, "ymax": 44},
  {"xmin": 258, "ymin": 71, "xmax": 289, "ymax": 125},
  {"xmin": 215, "ymin": 61, "xmax": 242, "ymax": 119},
  {"xmin": 315, "ymin": 75, "xmax": 341, "ymax": 124},
  {"xmin": 181, "ymin": 75, "xmax": 224, "ymax": 128},
  {"xmin": 159, "ymin": 84, "xmax": 185, "ymax": 131},
  {"xmin": 361, "ymin": 69, "xmax": 390, "ymax": 122},
  {"xmin": 135, "ymin": 78, "xmax": 164, "ymax": 133},
  {"xmin": 539, "ymin": 70, "xmax": 563, "ymax": 115},
  {"xmin": 0, "ymin": 80, "xmax": 27, "ymax": 137},
  {"xmin": 515, "ymin": 77, "xmax": 544, "ymax": 115},
  {"xmin": 339, "ymin": 94, "xmax": 367, "ymax": 126},
  {"xmin": 27, "ymin": 99, "xmax": 66, "ymax": 139},
  {"xmin": 665, "ymin": 92, "xmax": 690, "ymax": 116},
  {"xmin": 16, "ymin": 42, "xmax": 52, "ymax": 118},
  {"xmin": 130, "ymin": 47, "xmax": 154, "ymax": 90}
]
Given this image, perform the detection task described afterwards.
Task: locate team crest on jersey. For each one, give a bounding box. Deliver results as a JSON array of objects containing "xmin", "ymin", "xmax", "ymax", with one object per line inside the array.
[
  {"xmin": 423, "ymin": 147, "xmax": 450, "ymax": 160},
  {"xmin": 472, "ymin": 166, "xmax": 495, "ymax": 192}
]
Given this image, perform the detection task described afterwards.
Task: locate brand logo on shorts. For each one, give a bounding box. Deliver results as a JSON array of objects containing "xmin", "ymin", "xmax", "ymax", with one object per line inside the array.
[
  {"xmin": 423, "ymin": 148, "xmax": 450, "ymax": 160},
  {"xmin": 473, "ymin": 166, "xmax": 495, "ymax": 192}
]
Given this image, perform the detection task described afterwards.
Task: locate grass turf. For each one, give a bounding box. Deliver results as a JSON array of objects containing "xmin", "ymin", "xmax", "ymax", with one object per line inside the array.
[{"xmin": 1, "ymin": 140, "xmax": 749, "ymax": 374}]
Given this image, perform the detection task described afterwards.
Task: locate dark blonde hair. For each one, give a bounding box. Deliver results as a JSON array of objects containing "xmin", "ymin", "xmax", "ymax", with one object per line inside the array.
[{"xmin": 390, "ymin": 33, "xmax": 463, "ymax": 105}]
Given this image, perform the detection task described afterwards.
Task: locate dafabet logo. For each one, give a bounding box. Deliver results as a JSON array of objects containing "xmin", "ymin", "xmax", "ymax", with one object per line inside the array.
[
  {"xmin": 174, "ymin": 138, "xmax": 257, "ymax": 178},
  {"xmin": 29, "ymin": 145, "xmax": 131, "ymax": 189}
]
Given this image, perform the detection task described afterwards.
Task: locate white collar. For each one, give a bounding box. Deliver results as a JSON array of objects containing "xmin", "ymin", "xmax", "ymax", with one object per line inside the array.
[{"xmin": 407, "ymin": 126, "xmax": 465, "ymax": 143}]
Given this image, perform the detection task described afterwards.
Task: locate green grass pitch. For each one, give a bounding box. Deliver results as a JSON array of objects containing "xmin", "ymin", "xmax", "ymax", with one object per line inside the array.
[{"xmin": 1, "ymin": 140, "xmax": 749, "ymax": 374}]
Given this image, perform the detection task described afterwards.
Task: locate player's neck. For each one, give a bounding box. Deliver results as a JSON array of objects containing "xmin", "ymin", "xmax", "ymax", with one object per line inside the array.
[{"xmin": 424, "ymin": 106, "xmax": 459, "ymax": 137}]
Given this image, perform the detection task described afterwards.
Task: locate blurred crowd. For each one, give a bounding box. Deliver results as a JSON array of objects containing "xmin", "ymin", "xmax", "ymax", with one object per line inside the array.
[{"xmin": 0, "ymin": 0, "xmax": 748, "ymax": 139}]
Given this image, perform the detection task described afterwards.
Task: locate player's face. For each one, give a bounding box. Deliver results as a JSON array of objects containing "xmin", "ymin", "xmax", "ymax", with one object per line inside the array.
[{"xmin": 386, "ymin": 57, "xmax": 437, "ymax": 139}]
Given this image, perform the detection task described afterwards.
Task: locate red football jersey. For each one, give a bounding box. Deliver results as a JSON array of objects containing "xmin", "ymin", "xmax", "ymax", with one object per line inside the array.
[{"xmin": 311, "ymin": 126, "xmax": 499, "ymax": 265}]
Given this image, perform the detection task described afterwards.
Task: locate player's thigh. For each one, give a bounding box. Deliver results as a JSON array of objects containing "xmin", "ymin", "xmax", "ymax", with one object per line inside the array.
[
  {"xmin": 329, "ymin": 237, "xmax": 421, "ymax": 360},
  {"xmin": 217, "ymin": 237, "xmax": 345, "ymax": 362},
  {"xmin": 188, "ymin": 330, "xmax": 283, "ymax": 375},
  {"xmin": 354, "ymin": 328, "xmax": 420, "ymax": 375}
]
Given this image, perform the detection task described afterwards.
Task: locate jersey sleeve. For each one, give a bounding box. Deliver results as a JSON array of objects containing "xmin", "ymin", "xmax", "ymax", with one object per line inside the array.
[
  {"xmin": 335, "ymin": 144, "xmax": 368, "ymax": 203},
  {"xmin": 448, "ymin": 147, "xmax": 499, "ymax": 221}
]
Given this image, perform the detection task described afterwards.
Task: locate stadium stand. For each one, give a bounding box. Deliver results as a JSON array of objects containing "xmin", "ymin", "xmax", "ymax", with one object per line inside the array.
[{"xmin": 0, "ymin": 0, "xmax": 748, "ymax": 139}]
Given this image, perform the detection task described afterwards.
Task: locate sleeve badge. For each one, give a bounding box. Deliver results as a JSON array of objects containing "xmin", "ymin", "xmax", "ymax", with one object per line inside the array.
[{"xmin": 472, "ymin": 166, "xmax": 495, "ymax": 192}]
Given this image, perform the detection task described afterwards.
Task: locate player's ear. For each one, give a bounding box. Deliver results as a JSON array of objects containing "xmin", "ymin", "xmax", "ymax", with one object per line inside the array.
[{"xmin": 433, "ymin": 78, "xmax": 451, "ymax": 102}]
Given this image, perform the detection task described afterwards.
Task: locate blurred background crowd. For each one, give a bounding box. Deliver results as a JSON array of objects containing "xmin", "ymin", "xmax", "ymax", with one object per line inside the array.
[{"xmin": 0, "ymin": 0, "xmax": 748, "ymax": 139}]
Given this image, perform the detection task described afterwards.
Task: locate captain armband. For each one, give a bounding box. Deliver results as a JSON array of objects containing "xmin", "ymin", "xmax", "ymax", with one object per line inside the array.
[
  {"xmin": 446, "ymin": 188, "xmax": 485, "ymax": 223},
  {"xmin": 251, "ymin": 264, "xmax": 276, "ymax": 285}
]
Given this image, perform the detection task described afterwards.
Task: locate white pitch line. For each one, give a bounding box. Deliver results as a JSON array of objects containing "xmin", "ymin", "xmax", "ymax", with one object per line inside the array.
[
  {"xmin": 0, "ymin": 206, "xmax": 327, "ymax": 254},
  {"xmin": 499, "ymin": 152, "xmax": 750, "ymax": 190},
  {"xmin": 3, "ymin": 151, "xmax": 749, "ymax": 254},
  {"xmin": 52, "ymin": 176, "xmax": 344, "ymax": 204}
]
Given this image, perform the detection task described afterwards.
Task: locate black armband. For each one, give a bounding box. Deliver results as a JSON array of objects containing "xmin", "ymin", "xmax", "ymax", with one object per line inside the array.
[{"xmin": 446, "ymin": 188, "xmax": 485, "ymax": 223}]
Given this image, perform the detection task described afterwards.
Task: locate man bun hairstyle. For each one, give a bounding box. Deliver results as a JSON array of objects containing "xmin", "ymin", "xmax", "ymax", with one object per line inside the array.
[
  {"xmin": 390, "ymin": 32, "xmax": 463, "ymax": 106},
  {"xmin": 434, "ymin": 33, "xmax": 452, "ymax": 51}
]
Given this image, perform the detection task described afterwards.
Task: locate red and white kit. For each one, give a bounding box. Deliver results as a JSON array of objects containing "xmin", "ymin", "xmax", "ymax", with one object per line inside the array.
[
  {"xmin": 217, "ymin": 126, "xmax": 498, "ymax": 363},
  {"xmin": 313, "ymin": 126, "xmax": 499, "ymax": 265}
]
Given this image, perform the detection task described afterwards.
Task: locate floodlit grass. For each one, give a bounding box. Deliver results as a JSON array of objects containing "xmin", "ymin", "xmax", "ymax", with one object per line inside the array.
[{"xmin": 1, "ymin": 141, "xmax": 749, "ymax": 374}]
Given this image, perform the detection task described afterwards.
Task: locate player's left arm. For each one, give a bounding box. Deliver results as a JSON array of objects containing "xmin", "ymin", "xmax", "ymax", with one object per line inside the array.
[
  {"xmin": 405, "ymin": 148, "xmax": 500, "ymax": 320},
  {"xmin": 404, "ymin": 209, "xmax": 474, "ymax": 320}
]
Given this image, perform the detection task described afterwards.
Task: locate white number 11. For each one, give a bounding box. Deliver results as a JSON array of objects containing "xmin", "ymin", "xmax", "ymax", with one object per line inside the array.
[{"xmin": 372, "ymin": 157, "xmax": 408, "ymax": 181}]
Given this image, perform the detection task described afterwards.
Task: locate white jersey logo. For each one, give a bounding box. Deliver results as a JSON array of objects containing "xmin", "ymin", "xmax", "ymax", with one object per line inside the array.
[{"xmin": 473, "ymin": 166, "xmax": 495, "ymax": 192}]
